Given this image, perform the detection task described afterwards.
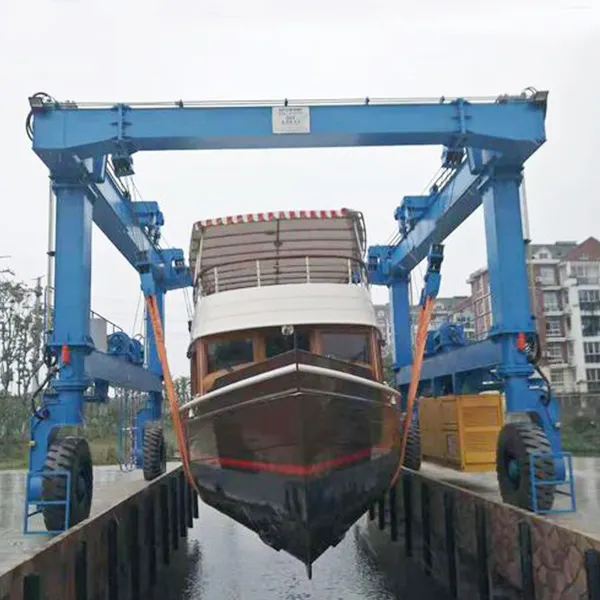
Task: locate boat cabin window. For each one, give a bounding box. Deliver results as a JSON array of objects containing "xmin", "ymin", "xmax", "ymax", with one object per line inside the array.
[
  {"xmin": 206, "ymin": 337, "xmax": 254, "ymax": 373},
  {"xmin": 265, "ymin": 329, "xmax": 311, "ymax": 358},
  {"xmin": 321, "ymin": 331, "xmax": 371, "ymax": 363}
]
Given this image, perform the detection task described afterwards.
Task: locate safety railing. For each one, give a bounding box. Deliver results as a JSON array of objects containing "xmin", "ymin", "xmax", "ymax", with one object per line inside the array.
[
  {"xmin": 529, "ymin": 451, "xmax": 576, "ymax": 515},
  {"xmin": 44, "ymin": 286, "xmax": 137, "ymax": 344},
  {"xmin": 194, "ymin": 254, "xmax": 369, "ymax": 298},
  {"xmin": 23, "ymin": 469, "xmax": 72, "ymax": 534}
]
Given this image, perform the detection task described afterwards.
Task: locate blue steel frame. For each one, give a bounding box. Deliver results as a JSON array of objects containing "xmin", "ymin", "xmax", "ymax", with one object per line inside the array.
[
  {"xmin": 365, "ymin": 93, "xmax": 569, "ymax": 497},
  {"xmin": 26, "ymin": 88, "xmax": 561, "ymax": 524}
]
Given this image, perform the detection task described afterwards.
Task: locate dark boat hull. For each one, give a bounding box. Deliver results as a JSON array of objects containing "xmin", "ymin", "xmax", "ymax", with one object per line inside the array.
[{"xmin": 183, "ymin": 351, "xmax": 400, "ymax": 568}]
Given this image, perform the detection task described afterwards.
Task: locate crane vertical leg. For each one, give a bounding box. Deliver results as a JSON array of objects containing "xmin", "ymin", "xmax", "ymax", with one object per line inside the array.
[
  {"xmin": 390, "ymin": 278, "xmax": 412, "ymax": 376},
  {"xmin": 483, "ymin": 168, "xmax": 564, "ymax": 511},
  {"xmin": 390, "ymin": 275, "xmax": 422, "ymax": 470},
  {"xmin": 135, "ymin": 290, "xmax": 166, "ymax": 478},
  {"xmin": 25, "ymin": 183, "xmax": 95, "ymax": 532}
]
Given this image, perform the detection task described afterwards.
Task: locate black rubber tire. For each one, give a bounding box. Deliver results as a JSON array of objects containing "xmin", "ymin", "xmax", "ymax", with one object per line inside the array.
[
  {"xmin": 496, "ymin": 422, "xmax": 556, "ymax": 512},
  {"xmin": 42, "ymin": 436, "xmax": 93, "ymax": 531},
  {"xmin": 143, "ymin": 423, "xmax": 167, "ymax": 481},
  {"xmin": 403, "ymin": 421, "xmax": 422, "ymax": 471}
]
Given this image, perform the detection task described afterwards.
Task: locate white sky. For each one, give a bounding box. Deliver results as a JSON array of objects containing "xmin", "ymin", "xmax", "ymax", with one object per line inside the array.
[{"xmin": 0, "ymin": 0, "xmax": 598, "ymax": 376}]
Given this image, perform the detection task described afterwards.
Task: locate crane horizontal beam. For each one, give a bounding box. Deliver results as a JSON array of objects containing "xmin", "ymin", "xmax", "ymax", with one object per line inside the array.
[
  {"xmin": 29, "ymin": 92, "xmax": 548, "ymax": 170},
  {"xmin": 88, "ymin": 169, "xmax": 156, "ymax": 266},
  {"xmin": 85, "ymin": 351, "xmax": 163, "ymax": 393},
  {"xmin": 53, "ymin": 164, "xmax": 192, "ymax": 291},
  {"xmin": 395, "ymin": 338, "xmax": 502, "ymax": 385},
  {"xmin": 368, "ymin": 151, "xmax": 497, "ymax": 279}
]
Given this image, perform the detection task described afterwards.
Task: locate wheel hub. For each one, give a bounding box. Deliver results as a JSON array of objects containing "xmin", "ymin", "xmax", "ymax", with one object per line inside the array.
[{"xmin": 507, "ymin": 458, "xmax": 520, "ymax": 482}]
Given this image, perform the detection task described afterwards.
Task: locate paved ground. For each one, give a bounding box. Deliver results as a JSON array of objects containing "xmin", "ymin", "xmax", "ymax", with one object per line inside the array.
[
  {"xmin": 0, "ymin": 463, "xmax": 179, "ymax": 575},
  {"xmin": 420, "ymin": 455, "xmax": 600, "ymax": 538}
]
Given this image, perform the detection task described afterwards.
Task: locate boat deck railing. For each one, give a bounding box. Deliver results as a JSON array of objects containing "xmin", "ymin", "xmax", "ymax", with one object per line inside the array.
[{"xmin": 194, "ymin": 254, "xmax": 369, "ymax": 298}]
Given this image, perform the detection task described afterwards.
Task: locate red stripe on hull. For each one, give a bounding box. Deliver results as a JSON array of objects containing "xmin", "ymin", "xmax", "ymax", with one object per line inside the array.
[{"xmin": 195, "ymin": 445, "xmax": 393, "ymax": 476}]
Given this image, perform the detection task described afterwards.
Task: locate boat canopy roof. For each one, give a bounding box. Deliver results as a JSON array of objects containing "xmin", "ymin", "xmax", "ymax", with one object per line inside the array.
[{"xmin": 189, "ymin": 208, "xmax": 367, "ymax": 296}]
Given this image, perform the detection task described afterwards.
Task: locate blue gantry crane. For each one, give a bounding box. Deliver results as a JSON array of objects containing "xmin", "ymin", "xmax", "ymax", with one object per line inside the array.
[{"xmin": 24, "ymin": 87, "xmax": 572, "ymax": 533}]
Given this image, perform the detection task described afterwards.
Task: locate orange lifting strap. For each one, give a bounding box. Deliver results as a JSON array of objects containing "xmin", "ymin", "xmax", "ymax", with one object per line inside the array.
[
  {"xmin": 390, "ymin": 296, "xmax": 435, "ymax": 488},
  {"xmin": 145, "ymin": 295, "xmax": 199, "ymax": 492}
]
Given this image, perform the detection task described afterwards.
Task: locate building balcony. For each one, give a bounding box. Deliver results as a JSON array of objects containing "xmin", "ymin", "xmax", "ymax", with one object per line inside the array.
[
  {"xmin": 535, "ymin": 282, "xmax": 562, "ymax": 291},
  {"xmin": 543, "ymin": 307, "xmax": 565, "ymax": 316},
  {"xmin": 547, "ymin": 361, "xmax": 571, "ymax": 369},
  {"xmin": 546, "ymin": 333, "xmax": 567, "ymax": 342}
]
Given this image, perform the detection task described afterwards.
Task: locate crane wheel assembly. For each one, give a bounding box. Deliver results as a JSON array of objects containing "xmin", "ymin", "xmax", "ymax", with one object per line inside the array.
[
  {"xmin": 496, "ymin": 422, "xmax": 556, "ymax": 512},
  {"xmin": 401, "ymin": 419, "xmax": 422, "ymax": 471},
  {"xmin": 143, "ymin": 423, "xmax": 167, "ymax": 481},
  {"xmin": 41, "ymin": 437, "xmax": 94, "ymax": 531}
]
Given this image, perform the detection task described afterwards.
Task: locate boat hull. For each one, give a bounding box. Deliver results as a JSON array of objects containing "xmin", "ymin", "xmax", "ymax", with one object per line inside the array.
[{"xmin": 184, "ymin": 351, "xmax": 400, "ymax": 568}]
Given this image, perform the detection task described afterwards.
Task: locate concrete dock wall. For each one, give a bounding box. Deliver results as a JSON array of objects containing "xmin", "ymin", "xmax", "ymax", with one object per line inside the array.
[
  {"xmin": 0, "ymin": 467, "xmax": 198, "ymax": 600},
  {"xmin": 363, "ymin": 471, "xmax": 600, "ymax": 600}
]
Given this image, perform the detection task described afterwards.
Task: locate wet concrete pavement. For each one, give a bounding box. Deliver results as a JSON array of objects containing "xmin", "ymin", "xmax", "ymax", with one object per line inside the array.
[
  {"xmin": 0, "ymin": 464, "xmax": 178, "ymax": 574},
  {"xmin": 421, "ymin": 456, "xmax": 600, "ymax": 537}
]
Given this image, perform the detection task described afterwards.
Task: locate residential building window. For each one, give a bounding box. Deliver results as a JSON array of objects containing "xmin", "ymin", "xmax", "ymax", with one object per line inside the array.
[
  {"xmin": 539, "ymin": 266, "xmax": 556, "ymax": 285},
  {"xmin": 582, "ymin": 316, "xmax": 600, "ymax": 337},
  {"xmin": 550, "ymin": 369, "xmax": 564, "ymax": 388},
  {"xmin": 579, "ymin": 289, "xmax": 600, "ymax": 312},
  {"xmin": 546, "ymin": 344, "xmax": 563, "ymax": 364},
  {"xmin": 543, "ymin": 291, "xmax": 560, "ymax": 311},
  {"xmin": 584, "ymin": 342, "xmax": 600, "ymax": 363},
  {"xmin": 586, "ymin": 368, "xmax": 600, "ymax": 392},
  {"xmin": 538, "ymin": 251, "xmax": 550, "ymax": 259},
  {"xmin": 573, "ymin": 263, "xmax": 600, "ymax": 285},
  {"xmin": 476, "ymin": 299, "xmax": 484, "ymax": 316},
  {"xmin": 545, "ymin": 317, "xmax": 562, "ymax": 337},
  {"xmin": 484, "ymin": 313, "xmax": 492, "ymax": 331},
  {"xmin": 475, "ymin": 278, "xmax": 483, "ymax": 296}
]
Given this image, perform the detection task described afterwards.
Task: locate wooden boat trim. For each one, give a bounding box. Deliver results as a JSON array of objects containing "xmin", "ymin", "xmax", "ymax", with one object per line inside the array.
[{"xmin": 179, "ymin": 362, "xmax": 400, "ymax": 412}]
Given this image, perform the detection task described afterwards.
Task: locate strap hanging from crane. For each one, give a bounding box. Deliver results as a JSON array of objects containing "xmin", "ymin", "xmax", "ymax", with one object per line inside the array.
[
  {"xmin": 145, "ymin": 294, "xmax": 199, "ymax": 492},
  {"xmin": 390, "ymin": 244, "xmax": 444, "ymax": 488}
]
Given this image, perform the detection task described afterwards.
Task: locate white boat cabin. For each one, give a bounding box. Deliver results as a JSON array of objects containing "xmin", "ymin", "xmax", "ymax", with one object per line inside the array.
[{"xmin": 187, "ymin": 209, "xmax": 384, "ymax": 394}]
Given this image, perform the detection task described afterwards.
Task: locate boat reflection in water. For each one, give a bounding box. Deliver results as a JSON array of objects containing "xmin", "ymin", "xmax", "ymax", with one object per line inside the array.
[{"xmin": 181, "ymin": 209, "xmax": 401, "ymax": 574}]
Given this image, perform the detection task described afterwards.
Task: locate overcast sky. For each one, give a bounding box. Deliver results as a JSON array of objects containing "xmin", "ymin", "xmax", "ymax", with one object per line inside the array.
[{"xmin": 0, "ymin": 0, "xmax": 598, "ymax": 376}]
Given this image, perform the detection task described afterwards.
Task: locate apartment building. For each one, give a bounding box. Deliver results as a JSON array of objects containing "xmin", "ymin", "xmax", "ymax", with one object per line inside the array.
[
  {"xmin": 374, "ymin": 303, "xmax": 393, "ymax": 350},
  {"xmin": 374, "ymin": 296, "xmax": 476, "ymax": 356},
  {"xmin": 467, "ymin": 237, "xmax": 600, "ymax": 394}
]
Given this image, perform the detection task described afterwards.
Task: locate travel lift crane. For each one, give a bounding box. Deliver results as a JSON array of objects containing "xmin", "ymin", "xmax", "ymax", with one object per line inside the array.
[{"xmin": 23, "ymin": 87, "xmax": 574, "ymax": 535}]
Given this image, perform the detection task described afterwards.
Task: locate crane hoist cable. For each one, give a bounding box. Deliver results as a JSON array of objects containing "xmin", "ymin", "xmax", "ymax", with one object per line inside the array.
[{"xmin": 145, "ymin": 294, "xmax": 200, "ymax": 493}]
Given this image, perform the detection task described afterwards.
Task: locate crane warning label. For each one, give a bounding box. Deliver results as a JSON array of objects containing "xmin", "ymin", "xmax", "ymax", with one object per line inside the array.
[{"xmin": 272, "ymin": 106, "xmax": 310, "ymax": 134}]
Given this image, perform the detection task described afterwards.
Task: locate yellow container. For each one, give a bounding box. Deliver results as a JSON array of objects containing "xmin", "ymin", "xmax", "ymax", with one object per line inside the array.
[{"xmin": 418, "ymin": 393, "xmax": 504, "ymax": 472}]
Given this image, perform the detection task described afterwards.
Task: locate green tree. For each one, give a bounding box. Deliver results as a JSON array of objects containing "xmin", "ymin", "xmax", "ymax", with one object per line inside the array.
[
  {"xmin": 381, "ymin": 351, "xmax": 396, "ymax": 387},
  {"xmin": 173, "ymin": 375, "xmax": 191, "ymax": 405},
  {"xmin": 0, "ymin": 272, "xmax": 44, "ymax": 396}
]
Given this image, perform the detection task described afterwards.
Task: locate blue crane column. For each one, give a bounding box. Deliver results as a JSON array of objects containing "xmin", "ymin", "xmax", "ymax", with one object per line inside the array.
[
  {"xmin": 390, "ymin": 278, "xmax": 413, "ymax": 377},
  {"xmin": 134, "ymin": 285, "xmax": 166, "ymax": 470},
  {"xmin": 27, "ymin": 182, "xmax": 95, "ymax": 520}
]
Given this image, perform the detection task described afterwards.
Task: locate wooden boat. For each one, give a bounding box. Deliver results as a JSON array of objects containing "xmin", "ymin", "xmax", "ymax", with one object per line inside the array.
[{"xmin": 180, "ymin": 208, "xmax": 401, "ymax": 574}]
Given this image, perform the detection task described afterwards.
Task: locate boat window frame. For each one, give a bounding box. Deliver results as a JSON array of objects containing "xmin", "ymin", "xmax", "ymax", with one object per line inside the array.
[
  {"xmin": 195, "ymin": 324, "xmax": 381, "ymax": 394},
  {"xmin": 262, "ymin": 326, "xmax": 312, "ymax": 359},
  {"xmin": 315, "ymin": 325, "xmax": 374, "ymax": 369},
  {"xmin": 203, "ymin": 330, "xmax": 259, "ymax": 375}
]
